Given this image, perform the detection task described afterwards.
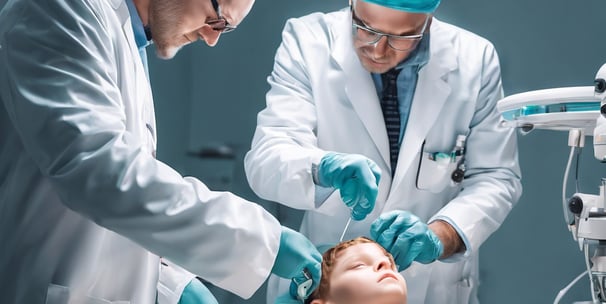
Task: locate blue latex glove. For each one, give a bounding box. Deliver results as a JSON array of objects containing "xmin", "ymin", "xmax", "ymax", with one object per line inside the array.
[
  {"xmin": 370, "ymin": 210, "xmax": 443, "ymax": 271},
  {"xmin": 178, "ymin": 278, "xmax": 218, "ymax": 304},
  {"xmin": 317, "ymin": 152, "xmax": 381, "ymax": 220},
  {"xmin": 271, "ymin": 226, "xmax": 322, "ymax": 301}
]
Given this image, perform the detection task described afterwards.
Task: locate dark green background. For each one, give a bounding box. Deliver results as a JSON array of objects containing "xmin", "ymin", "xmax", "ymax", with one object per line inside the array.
[{"xmin": 2, "ymin": 0, "xmax": 605, "ymax": 302}]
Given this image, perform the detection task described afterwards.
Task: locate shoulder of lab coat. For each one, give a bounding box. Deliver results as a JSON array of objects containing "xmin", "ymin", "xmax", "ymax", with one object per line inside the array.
[
  {"xmin": 244, "ymin": 10, "xmax": 350, "ymax": 213},
  {"xmin": 0, "ymin": 0, "xmax": 281, "ymax": 298}
]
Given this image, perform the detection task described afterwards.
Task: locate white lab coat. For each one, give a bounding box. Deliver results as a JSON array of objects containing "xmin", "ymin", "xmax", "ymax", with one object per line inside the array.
[
  {"xmin": 0, "ymin": 0, "xmax": 281, "ymax": 303},
  {"xmin": 245, "ymin": 9, "xmax": 522, "ymax": 304}
]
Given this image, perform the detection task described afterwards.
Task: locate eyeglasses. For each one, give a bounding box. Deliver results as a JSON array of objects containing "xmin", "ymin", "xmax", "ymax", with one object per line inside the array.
[
  {"xmin": 207, "ymin": 0, "xmax": 237, "ymax": 33},
  {"xmin": 350, "ymin": 7, "xmax": 428, "ymax": 52}
]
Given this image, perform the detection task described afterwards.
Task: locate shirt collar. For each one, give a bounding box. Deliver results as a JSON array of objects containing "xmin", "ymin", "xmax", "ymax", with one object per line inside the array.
[
  {"xmin": 126, "ymin": 0, "xmax": 151, "ymax": 49},
  {"xmin": 396, "ymin": 33, "xmax": 430, "ymax": 70}
]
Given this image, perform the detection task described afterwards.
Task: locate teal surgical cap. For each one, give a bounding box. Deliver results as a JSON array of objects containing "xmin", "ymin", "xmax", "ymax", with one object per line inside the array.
[{"xmin": 360, "ymin": 0, "xmax": 440, "ymax": 13}]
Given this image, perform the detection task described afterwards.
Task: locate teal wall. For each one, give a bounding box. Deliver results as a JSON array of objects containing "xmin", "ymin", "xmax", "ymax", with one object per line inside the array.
[{"xmin": 148, "ymin": 0, "xmax": 606, "ymax": 303}]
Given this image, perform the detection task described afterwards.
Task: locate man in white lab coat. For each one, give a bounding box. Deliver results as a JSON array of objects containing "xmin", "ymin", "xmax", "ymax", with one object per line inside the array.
[
  {"xmin": 0, "ymin": 0, "xmax": 322, "ymax": 303},
  {"xmin": 244, "ymin": 0, "xmax": 522, "ymax": 302}
]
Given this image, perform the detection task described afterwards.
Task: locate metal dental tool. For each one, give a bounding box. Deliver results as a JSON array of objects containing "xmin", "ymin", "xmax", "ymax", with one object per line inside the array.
[
  {"xmin": 292, "ymin": 268, "xmax": 313, "ymax": 301},
  {"xmin": 339, "ymin": 217, "xmax": 352, "ymax": 242}
]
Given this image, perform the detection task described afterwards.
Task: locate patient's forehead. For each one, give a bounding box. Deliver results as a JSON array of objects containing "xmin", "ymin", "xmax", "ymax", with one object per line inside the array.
[
  {"xmin": 335, "ymin": 243, "xmax": 387, "ymax": 266},
  {"xmin": 342, "ymin": 242, "xmax": 385, "ymax": 255}
]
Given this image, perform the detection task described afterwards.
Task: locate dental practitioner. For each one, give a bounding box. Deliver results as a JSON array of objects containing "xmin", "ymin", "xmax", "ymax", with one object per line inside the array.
[
  {"xmin": 0, "ymin": 0, "xmax": 322, "ymax": 303},
  {"xmin": 244, "ymin": 0, "xmax": 522, "ymax": 302}
]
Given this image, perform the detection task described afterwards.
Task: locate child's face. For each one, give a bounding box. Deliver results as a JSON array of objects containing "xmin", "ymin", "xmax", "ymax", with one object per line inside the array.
[{"xmin": 326, "ymin": 243, "xmax": 407, "ymax": 304}]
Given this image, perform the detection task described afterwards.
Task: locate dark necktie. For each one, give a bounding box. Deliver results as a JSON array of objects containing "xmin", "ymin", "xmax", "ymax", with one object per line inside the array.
[{"xmin": 380, "ymin": 68, "xmax": 401, "ymax": 177}]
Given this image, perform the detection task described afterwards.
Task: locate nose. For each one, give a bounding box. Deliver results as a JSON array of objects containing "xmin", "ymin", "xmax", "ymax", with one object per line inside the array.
[
  {"xmin": 198, "ymin": 25, "xmax": 222, "ymax": 47},
  {"xmin": 370, "ymin": 36, "xmax": 389, "ymax": 58},
  {"xmin": 374, "ymin": 256, "xmax": 392, "ymax": 272}
]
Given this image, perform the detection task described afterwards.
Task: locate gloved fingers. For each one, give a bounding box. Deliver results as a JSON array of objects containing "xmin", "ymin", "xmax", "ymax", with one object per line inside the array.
[
  {"xmin": 339, "ymin": 178, "xmax": 358, "ymax": 208},
  {"xmin": 370, "ymin": 210, "xmax": 401, "ymax": 240},
  {"xmin": 356, "ymin": 186, "xmax": 376, "ymax": 218},
  {"xmin": 391, "ymin": 210, "xmax": 421, "ymax": 229},
  {"xmin": 288, "ymin": 262, "xmax": 322, "ymax": 301},
  {"xmin": 350, "ymin": 182, "xmax": 370, "ymax": 221},
  {"xmin": 272, "ymin": 226, "xmax": 322, "ymax": 279},
  {"xmin": 396, "ymin": 224, "xmax": 442, "ymax": 265},
  {"xmin": 299, "ymin": 244, "xmax": 322, "ymax": 279},
  {"xmin": 365, "ymin": 158, "xmax": 382, "ymax": 185},
  {"xmin": 374, "ymin": 224, "xmax": 401, "ymax": 252},
  {"xmin": 354, "ymin": 160, "xmax": 379, "ymax": 209},
  {"xmin": 393, "ymin": 230, "xmax": 427, "ymax": 270},
  {"xmin": 403, "ymin": 221, "xmax": 441, "ymax": 263},
  {"xmin": 392, "ymin": 245, "xmax": 414, "ymax": 272},
  {"xmin": 415, "ymin": 230, "xmax": 444, "ymax": 263},
  {"xmin": 317, "ymin": 152, "xmax": 343, "ymax": 187},
  {"xmin": 302, "ymin": 234, "xmax": 323, "ymax": 263},
  {"xmin": 178, "ymin": 278, "xmax": 218, "ymax": 304},
  {"xmin": 281, "ymin": 230, "xmax": 322, "ymax": 300},
  {"xmin": 342, "ymin": 179, "xmax": 375, "ymax": 221},
  {"xmin": 351, "ymin": 201, "xmax": 373, "ymax": 221},
  {"xmin": 333, "ymin": 165, "xmax": 356, "ymax": 189},
  {"xmin": 376, "ymin": 213, "xmax": 423, "ymax": 258},
  {"xmin": 308, "ymin": 261, "xmax": 322, "ymax": 297},
  {"xmin": 310, "ymin": 246, "xmax": 323, "ymax": 263},
  {"xmin": 372, "ymin": 210, "xmax": 418, "ymax": 245}
]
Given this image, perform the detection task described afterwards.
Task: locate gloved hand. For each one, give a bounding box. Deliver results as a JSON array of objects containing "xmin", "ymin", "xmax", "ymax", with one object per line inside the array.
[
  {"xmin": 178, "ymin": 278, "xmax": 218, "ymax": 304},
  {"xmin": 271, "ymin": 226, "xmax": 322, "ymax": 301},
  {"xmin": 317, "ymin": 152, "xmax": 381, "ymax": 220},
  {"xmin": 370, "ymin": 210, "xmax": 443, "ymax": 271}
]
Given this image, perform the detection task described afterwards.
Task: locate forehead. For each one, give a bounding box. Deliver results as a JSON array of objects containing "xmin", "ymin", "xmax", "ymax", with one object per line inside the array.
[
  {"xmin": 336, "ymin": 243, "xmax": 387, "ymax": 264},
  {"xmin": 353, "ymin": 0, "xmax": 427, "ymax": 32}
]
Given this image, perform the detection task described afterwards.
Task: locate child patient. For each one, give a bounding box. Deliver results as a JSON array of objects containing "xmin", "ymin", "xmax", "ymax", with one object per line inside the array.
[{"xmin": 305, "ymin": 237, "xmax": 407, "ymax": 304}]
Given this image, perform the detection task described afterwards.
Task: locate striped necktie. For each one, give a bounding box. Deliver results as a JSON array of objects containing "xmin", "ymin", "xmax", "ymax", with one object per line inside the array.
[{"xmin": 380, "ymin": 68, "xmax": 402, "ymax": 177}]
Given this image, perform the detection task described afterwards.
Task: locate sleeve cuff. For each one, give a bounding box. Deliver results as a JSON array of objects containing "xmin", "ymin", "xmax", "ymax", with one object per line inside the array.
[
  {"xmin": 311, "ymin": 151, "xmax": 335, "ymax": 208},
  {"xmin": 310, "ymin": 151, "xmax": 327, "ymax": 186},
  {"xmin": 429, "ymin": 215, "xmax": 472, "ymax": 263}
]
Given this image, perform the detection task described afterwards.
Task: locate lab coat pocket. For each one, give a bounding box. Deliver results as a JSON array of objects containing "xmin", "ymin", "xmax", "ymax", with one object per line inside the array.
[
  {"xmin": 46, "ymin": 284, "xmax": 130, "ymax": 304},
  {"xmin": 455, "ymin": 277, "xmax": 474, "ymax": 304},
  {"xmin": 416, "ymin": 151, "xmax": 461, "ymax": 193}
]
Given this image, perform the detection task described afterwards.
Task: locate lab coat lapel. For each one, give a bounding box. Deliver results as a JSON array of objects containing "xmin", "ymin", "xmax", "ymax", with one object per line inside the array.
[
  {"xmin": 115, "ymin": 0, "xmax": 140, "ymax": 63},
  {"xmin": 392, "ymin": 20, "xmax": 458, "ymax": 187},
  {"xmin": 112, "ymin": 0, "xmax": 157, "ymax": 152},
  {"xmin": 332, "ymin": 13, "xmax": 391, "ymax": 169}
]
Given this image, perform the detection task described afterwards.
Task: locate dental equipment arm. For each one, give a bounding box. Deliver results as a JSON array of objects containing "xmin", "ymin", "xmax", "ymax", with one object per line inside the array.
[{"xmin": 496, "ymin": 63, "xmax": 606, "ymax": 303}]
